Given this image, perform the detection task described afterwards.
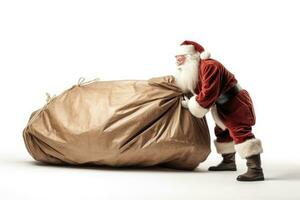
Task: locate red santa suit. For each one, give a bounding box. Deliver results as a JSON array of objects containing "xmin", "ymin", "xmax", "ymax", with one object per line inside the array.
[{"xmin": 179, "ymin": 40, "xmax": 263, "ymax": 159}]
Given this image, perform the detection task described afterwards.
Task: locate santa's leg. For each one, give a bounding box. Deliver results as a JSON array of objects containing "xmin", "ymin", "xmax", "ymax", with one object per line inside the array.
[
  {"xmin": 208, "ymin": 126, "xmax": 236, "ymax": 171},
  {"xmin": 216, "ymin": 89, "xmax": 264, "ymax": 181},
  {"xmin": 230, "ymin": 127, "xmax": 264, "ymax": 181}
]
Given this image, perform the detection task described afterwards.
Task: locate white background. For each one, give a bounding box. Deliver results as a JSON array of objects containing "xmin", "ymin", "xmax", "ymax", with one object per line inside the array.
[{"xmin": 0, "ymin": 0, "xmax": 299, "ymax": 199}]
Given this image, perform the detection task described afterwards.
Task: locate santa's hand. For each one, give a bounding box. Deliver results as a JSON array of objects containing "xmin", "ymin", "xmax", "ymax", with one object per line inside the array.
[{"xmin": 181, "ymin": 96, "xmax": 189, "ymax": 108}]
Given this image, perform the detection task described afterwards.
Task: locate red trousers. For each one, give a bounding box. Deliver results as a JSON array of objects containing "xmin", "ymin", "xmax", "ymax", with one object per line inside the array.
[{"xmin": 215, "ymin": 90, "xmax": 256, "ymax": 144}]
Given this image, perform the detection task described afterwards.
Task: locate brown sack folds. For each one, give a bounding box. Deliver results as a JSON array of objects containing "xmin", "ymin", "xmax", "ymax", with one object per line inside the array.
[{"xmin": 23, "ymin": 76, "xmax": 210, "ymax": 170}]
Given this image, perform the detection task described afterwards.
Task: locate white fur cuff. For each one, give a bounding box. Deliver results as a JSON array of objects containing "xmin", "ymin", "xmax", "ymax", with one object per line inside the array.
[
  {"xmin": 211, "ymin": 104, "xmax": 226, "ymax": 130},
  {"xmin": 214, "ymin": 140, "xmax": 235, "ymax": 154},
  {"xmin": 235, "ymin": 138, "xmax": 263, "ymax": 159},
  {"xmin": 188, "ymin": 96, "xmax": 209, "ymax": 118}
]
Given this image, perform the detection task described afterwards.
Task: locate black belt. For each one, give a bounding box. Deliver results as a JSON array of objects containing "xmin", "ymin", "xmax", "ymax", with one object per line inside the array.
[{"xmin": 216, "ymin": 84, "xmax": 242, "ymax": 105}]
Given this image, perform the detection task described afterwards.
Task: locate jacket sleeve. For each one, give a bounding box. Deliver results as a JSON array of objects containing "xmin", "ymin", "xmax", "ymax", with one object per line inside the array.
[{"xmin": 196, "ymin": 63, "xmax": 222, "ymax": 108}]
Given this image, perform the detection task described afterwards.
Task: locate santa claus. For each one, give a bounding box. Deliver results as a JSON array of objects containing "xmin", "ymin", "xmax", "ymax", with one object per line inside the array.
[{"xmin": 174, "ymin": 40, "xmax": 264, "ymax": 181}]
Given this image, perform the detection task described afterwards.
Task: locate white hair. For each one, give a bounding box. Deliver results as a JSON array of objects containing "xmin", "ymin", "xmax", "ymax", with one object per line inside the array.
[{"xmin": 173, "ymin": 53, "xmax": 200, "ymax": 94}]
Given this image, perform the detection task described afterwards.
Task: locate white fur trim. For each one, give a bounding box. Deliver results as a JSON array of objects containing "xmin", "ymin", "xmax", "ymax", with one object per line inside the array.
[
  {"xmin": 214, "ymin": 140, "xmax": 235, "ymax": 154},
  {"xmin": 187, "ymin": 96, "xmax": 209, "ymax": 118},
  {"xmin": 176, "ymin": 45, "xmax": 196, "ymax": 55},
  {"xmin": 211, "ymin": 104, "xmax": 226, "ymax": 130},
  {"xmin": 200, "ymin": 51, "xmax": 211, "ymax": 60},
  {"xmin": 235, "ymin": 138, "xmax": 263, "ymax": 159}
]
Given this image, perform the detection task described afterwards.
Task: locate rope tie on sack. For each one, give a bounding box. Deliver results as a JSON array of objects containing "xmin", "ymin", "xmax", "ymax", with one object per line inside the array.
[
  {"xmin": 77, "ymin": 77, "xmax": 100, "ymax": 86},
  {"xmin": 27, "ymin": 77, "xmax": 100, "ymax": 127},
  {"xmin": 27, "ymin": 92, "xmax": 56, "ymax": 126},
  {"xmin": 45, "ymin": 92, "xmax": 56, "ymax": 103}
]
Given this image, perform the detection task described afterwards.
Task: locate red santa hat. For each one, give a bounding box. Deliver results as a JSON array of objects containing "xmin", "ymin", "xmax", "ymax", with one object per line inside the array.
[{"xmin": 176, "ymin": 40, "xmax": 211, "ymax": 60}]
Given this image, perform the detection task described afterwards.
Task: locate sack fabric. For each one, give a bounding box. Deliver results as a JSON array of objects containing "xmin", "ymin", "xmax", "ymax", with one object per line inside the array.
[{"xmin": 23, "ymin": 76, "xmax": 210, "ymax": 170}]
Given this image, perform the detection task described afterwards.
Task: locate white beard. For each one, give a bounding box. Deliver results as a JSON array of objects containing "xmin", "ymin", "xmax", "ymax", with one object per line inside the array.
[{"xmin": 174, "ymin": 56, "xmax": 199, "ymax": 94}]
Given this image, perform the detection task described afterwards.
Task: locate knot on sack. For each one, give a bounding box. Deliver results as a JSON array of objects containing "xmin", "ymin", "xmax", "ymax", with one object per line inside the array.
[
  {"xmin": 45, "ymin": 92, "xmax": 56, "ymax": 103},
  {"xmin": 77, "ymin": 77, "xmax": 100, "ymax": 86}
]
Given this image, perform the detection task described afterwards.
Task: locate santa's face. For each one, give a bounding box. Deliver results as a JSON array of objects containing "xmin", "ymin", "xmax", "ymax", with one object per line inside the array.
[
  {"xmin": 174, "ymin": 54, "xmax": 200, "ymax": 94},
  {"xmin": 175, "ymin": 55, "xmax": 186, "ymax": 67}
]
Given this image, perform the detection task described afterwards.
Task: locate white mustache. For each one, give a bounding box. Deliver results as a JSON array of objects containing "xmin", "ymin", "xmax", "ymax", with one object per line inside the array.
[{"xmin": 176, "ymin": 61, "xmax": 183, "ymax": 70}]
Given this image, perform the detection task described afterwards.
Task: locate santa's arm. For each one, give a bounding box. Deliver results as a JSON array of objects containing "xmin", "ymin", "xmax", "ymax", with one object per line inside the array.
[{"xmin": 187, "ymin": 64, "xmax": 221, "ymax": 118}]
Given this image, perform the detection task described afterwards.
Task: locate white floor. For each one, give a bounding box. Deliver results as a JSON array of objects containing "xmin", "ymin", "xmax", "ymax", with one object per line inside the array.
[{"xmin": 1, "ymin": 152, "xmax": 300, "ymax": 200}]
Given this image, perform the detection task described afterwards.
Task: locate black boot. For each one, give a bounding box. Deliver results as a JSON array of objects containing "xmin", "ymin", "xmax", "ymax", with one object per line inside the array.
[
  {"xmin": 208, "ymin": 153, "xmax": 237, "ymax": 171},
  {"xmin": 237, "ymin": 154, "xmax": 264, "ymax": 181}
]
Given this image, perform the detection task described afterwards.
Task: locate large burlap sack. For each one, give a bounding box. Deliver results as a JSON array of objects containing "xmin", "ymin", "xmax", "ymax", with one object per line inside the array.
[{"xmin": 23, "ymin": 76, "xmax": 210, "ymax": 170}]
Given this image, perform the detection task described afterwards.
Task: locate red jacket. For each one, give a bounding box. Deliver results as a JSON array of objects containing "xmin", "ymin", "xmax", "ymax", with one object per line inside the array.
[{"xmin": 195, "ymin": 59, "xmax": 237, "ymax": 108}]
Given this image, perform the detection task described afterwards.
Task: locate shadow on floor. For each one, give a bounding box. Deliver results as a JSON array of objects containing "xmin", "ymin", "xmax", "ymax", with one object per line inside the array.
[
  {"xmin": 17, "ymin": 160, "xmax": 209, "ymax": 173},
  {"xmin": 8, "ymin": 159, "xmax": 300, "ymax": 180}
]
